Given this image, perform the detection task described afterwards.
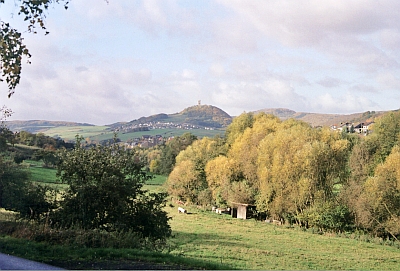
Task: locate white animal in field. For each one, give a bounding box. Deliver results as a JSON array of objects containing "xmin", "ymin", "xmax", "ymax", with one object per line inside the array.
[{"xmin": 178, "ymin": 207, "xmax": 187, "ymax": 214}]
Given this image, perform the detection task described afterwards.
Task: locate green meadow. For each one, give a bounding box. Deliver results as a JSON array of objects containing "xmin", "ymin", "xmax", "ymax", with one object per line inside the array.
[
  {"xmin": 40, "ymin": 125, "xmax": 224, "ymax": 142},
  {"xmin": 1, "ymin": 161, "xmax": 400, "ymax": 270},
  {"xmin": 23, "ymin": 160, "xmax": 57, "ymax": 183},
  {"xmin": 42, "ymin": 125, "xmax": 110, "ymax": 141},
  {"xmin": 166, "ymin": 206, "xmax": 400, "ymax": 270}
]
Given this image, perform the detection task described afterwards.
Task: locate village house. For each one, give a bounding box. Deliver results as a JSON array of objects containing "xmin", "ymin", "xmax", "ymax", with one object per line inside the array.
[{"xmin": 331, "ymin": 121, "xmax": 374, "ymax": 135}]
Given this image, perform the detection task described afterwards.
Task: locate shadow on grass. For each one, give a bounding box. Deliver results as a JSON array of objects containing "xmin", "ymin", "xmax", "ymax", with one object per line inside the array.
[
  {"xmin": 0, "ymin": 235, "xmax": 236, "ymax": 270},
  {"xmin": 169, "ymin": 230, "xmax": 258, "ymax": 268}
]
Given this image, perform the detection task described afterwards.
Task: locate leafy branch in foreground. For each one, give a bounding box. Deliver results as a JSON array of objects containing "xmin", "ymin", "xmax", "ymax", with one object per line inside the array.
[{"xmin": 0, "ymin": 0, "xmax": 68, "ymax": 96}]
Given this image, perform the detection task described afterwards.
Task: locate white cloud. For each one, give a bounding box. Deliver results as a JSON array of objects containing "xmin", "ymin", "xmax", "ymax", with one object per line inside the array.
[
  {"xmin": 209, "ymin": 63, "xmax": 225, "ymax": 77},
  {"xmin": 376, "ymin": 72, "xmax": 400, "ymax": 89},
  {"xmin": 211, "ymin": 78, "xmax": 307, "ymax": 115},
  {"xmin": 218, "ymin": 0, "xmax": 400, "ymax": 45},
  {"xmin": 311, "ymin": 93, "xmax": 379, "ymax": 113},
  {"xmin": 317, "ymin": 77, "xmax": 346, "ymax": 88},
  {"xmin": 216, "ymin": 0, "xmax": 400, "ymax": 74},
  {"xmin": 3, "ymin": 0, "xmax": 400, "ymax": 125}
]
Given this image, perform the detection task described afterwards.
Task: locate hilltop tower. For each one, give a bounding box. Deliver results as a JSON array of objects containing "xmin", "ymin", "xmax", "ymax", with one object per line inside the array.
[{"xmin": 198, "ymin": 100, "xmax": 201, "ymax": 106}]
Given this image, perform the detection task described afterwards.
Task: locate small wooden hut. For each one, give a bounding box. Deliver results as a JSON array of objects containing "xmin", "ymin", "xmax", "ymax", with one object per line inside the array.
[{"xmin": 230, "ymin": 202, "xmax": 255, "ymax": 219}]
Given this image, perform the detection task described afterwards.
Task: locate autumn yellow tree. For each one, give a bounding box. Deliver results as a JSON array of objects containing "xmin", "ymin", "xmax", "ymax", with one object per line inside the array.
[
  {"xmin": 205, "ymin": 156, "xmax": 240, "ymax": 205},
  {"xmin": 356, "ymin": 146, "xmax": 400, "ymax": 238},
  {"xmin": 225, "ymin": 112, "xmax": 254, "ymax": 147},
  {"xmin": 165, "ymin": 137, "xmax": 223, "ymax": 204}
]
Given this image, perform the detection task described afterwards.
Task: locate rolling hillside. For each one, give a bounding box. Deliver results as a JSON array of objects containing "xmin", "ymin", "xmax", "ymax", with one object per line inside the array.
[
  {"xmin": 255, "ymin": 108, "xmax": 384, "ymax": 127},
  {"xmin": 4, "ymin": 105, "xmax": 392, "ymax": 142},
  {"xmin": 4, "ymin": 120, "xmax": 95, "ymax": 133}
]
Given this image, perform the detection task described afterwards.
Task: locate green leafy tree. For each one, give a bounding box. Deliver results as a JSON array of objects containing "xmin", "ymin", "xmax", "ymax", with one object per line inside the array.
[
  {"xmin": 52, "ymin": 137, "xmax": 171, "ymax": 241},
  {"xmin": 0, "ymin": 127, "xmax": 14, "ymax": 151}
]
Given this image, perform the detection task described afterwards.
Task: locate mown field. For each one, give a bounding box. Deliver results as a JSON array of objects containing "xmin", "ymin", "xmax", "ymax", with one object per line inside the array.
[{"xmin": 1, "ymin": 162, "xmax": 400, "ymax": 270}]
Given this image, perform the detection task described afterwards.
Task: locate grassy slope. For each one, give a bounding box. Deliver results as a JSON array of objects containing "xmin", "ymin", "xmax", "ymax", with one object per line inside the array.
[
  {"xmin": 167, "ymin": 206, "xmax": 400, "ymax": 270},
  {"xmin": 3, "ymin": 165, "xmax": 400, "ymax": 269}
]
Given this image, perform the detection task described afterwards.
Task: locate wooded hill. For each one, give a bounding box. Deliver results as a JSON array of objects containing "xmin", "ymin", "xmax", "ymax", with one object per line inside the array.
[{"xmin": 109, "ymin": 105, "xmax": 233, "ymax": 130}]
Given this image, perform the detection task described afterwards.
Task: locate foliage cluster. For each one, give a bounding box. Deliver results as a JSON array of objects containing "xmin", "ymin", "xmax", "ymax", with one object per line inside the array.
[
  {"xmin": 0, "ymin": 155, "xmax": 55, "ymax": 220},
  {"xmin": 166, "ymin": 111, "xmax": 400, "ymax": 239}
]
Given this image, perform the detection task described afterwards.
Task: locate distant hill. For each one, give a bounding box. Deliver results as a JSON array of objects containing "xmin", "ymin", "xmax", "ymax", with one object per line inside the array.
[
  {"xmin": 111, "ymin": 105, "xmax": 232, "ymax": 130},
  {"xmin": 255, "ymin": 108, "xmax": 385, "ymax": 127},
  {"xmin": 4, "ymin": 120, "xmax": 95, "ymax": 133},
  {"xmin": 176, "ymin": 105, "xmax": 232, "ymax": 127},
  {"xmin": 3, "ymin": 106, "xmax": 393, "ymax": 141}
]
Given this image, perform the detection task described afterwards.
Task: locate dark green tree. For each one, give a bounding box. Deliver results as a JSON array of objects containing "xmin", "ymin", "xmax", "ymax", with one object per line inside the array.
[
  {"xmin": 52, "ymin": 137, "xmax": 171, "ymax": 240},
  {"xmin": 157, "ymin": 132, "xmax": 197, "ymax": 175}
]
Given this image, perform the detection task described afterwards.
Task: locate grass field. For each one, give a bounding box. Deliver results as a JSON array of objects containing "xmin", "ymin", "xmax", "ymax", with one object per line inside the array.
[
  {"xmin": 90, "ymin": 128, "xmax": 225, "ymax": 143},
  {"xmin": 23, "ymin": 160, "xmax": 57, "ymax": 183},
  {"xmin": 42, "ymin": 125, "xmax": 110, "ymax": 141},
  {"xmin": 40, "ymin": 125, "xmax": 225, "ymax": 143},
  {"xmin": 3, "ymin": 163, "xmax": 400, "ymax": 269},
  {"xmin": 166, "ymin": 206, "xmax": 400, "ymax": 270}
]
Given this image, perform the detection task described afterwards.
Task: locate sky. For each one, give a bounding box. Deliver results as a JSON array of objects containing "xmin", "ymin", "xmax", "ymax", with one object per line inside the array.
[{"xmin": 1, "ymin": 0, "xmax": 400, "ymax": 125}]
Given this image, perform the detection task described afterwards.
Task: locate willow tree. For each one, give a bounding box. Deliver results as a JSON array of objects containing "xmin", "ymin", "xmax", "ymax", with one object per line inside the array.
[
  {"xmin": 372, "ymin": 111, "xmax": 400, "ymax": 163},
  {"xmin": 225, "ymin": 112, "xmax": 254, "ymax": 147},
  {"xmin": 256, "ymin": 121, "xmax": 350, "ymax": 223},
  {"xmin": 205, "ymin": 155, "xmax": 241, "ymax": 205},
  {"xmin": 166, "ymin": 137, "xmax": 222, "ymax": 204}
]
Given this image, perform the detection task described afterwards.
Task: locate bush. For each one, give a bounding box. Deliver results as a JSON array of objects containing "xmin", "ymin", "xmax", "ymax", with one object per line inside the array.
[{"xmin": 298, "ymin": 202, "xmax": 354, "ymax": 232}]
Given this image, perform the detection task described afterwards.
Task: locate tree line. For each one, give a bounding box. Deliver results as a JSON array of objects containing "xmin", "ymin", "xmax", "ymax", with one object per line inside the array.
[{"xmin": 163, "ymin": 111, "xmax": 400, "ymax": 239}]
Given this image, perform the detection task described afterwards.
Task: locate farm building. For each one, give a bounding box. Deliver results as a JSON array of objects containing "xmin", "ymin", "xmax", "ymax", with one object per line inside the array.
[{"xmin": 230, "ymin": 202, "xmax": 255, "ymax": 219}]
